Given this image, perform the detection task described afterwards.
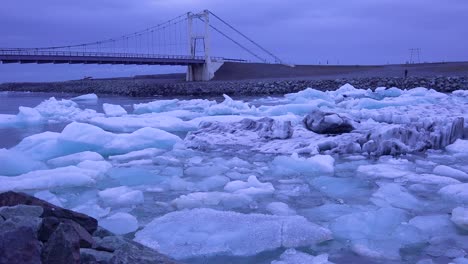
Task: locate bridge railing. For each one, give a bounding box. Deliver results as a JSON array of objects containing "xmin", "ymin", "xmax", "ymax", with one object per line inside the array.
[{"xmin": 0, "ymin": 49, "xmax": 229, "ymax": 61}]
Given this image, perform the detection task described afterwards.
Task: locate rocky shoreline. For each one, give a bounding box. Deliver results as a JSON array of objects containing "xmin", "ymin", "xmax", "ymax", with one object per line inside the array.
[
  {"xmin": 1, "ymin": 76, "xmax": 467, "ymax": 97},
  {"xmin": 0, "ymin": 191, "xmax": 179, "ymax": 264}
]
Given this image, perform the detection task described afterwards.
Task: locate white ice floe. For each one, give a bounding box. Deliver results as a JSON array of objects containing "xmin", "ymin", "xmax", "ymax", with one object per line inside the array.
[
  {"xmin": 89, "ymin": 114, "xmax": 196, "ymax": 133},
  {"xmin": 439, "ymin": 183, "xmax": 468, "ymax": 204},
  {"xmin": 271, "ymin": 153, "xmax": 335, "ymax": 175},
  {"xmin": 34, "ymin": 190, "xmax": 64, "ymax": 207},
  {"xmin": 266, "ymin": 202, "xmax": 296, "ymax": 216},
  {"xmin": 108, "ymin": 148, "xmax": 165, "ymax": 163},
  {"xmin": 98, "ymin": 186, "xmax": 144, "ymax": 207},
  {"xmin": 433, "ymin": 165, "xmax": 468, "ymax": 181},
  {"xmin": 0, "ymin": 166, "xmax": 101, "ymax": 192},
  {"xmin": 171, "ymin": 191, "xmax": 253, "ymax": 210},
  {"xmin": 446, "ymin": 140, "xmax": 468, "ymax": 154},
  {"xmin": 13, "ymin": 122, "xmax": 181, "ymax": 160},
  {"xmin": 47, "ymin": 151, "xmax": 104, "ymax": 167},
  {"xmin": 451, "ymin": 207, "xmax": 468, "ymax": 231},
  {"xmin": 71, "ymin": 93, "xmax": 98, "ymax": 101},
  {"xmin": 102, "ymin": 103, "xmax": 127, "ymax": 117},
  {"xmin": 370, "ymin": 183, "xmax": 423, "ymax": 210},
  {"xmin": 271, "ymin": 249, "xmax": 334, "ymax": 264},
  {"xmin": 134, "ymin": 208, "xmax": 332, "ymax": 259},
  {"xmin": 330, "ymin": 207, "xmax": 426, "ymax": 260},
  {"xmin": 133, "ymin": 98, "xmax": 215, "ymax": 114},
  {"xmin": 100, "ymin": 212, "xmax": 139, "ymax": 235},
  {"xmin": 0, "ymin": 148, "xmax": 46, "ymax": 176},
  {"xmin": 224, "ymin": 175, "xmax": 275, "ymax": 196}
]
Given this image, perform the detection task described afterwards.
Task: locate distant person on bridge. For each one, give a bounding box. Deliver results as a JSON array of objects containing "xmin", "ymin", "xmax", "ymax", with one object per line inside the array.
[{"xmin": 404, "ymin": 69, "xmax": 408, "ymax": 78}]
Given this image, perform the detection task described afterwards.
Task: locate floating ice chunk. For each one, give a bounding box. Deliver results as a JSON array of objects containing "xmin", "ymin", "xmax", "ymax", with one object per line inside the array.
[
  {"xmin": 102, "ymin": 103, "xmax": 127, "ymax": 117},
  {"xmin": 134, "ymin": 208, "xmax": 332, "ymax": 259},
  {"xmin": 12, "ymin": 131, "xmax": 63, "ymax": 160},
  {"xmin": 47, "ymin": 151, "xmax": 104, "ymax": 167},
  {"xmin": 330, "ymin": 207, "xmax": 426, "ymax": 260},
  {"xmin": 260, "ymin": 103, "xmax": 328, "ymax": 116},
  {"xmin": 71, "ymin": 93, "xmax": 98, "ymax": 101},
  {"xmin": 439, "ymin": 183, "xmax": 468, "ymax": 204},
  {"xmin": 89, "ymin": 115, "xmax": 195, "ymax": 133},
  {"xmin": 371, "ymin": 183, "xmax": 423, "ymax": 210},
  {"xmin": 446, "ymin": 140, "xmax": 468, "ymax": 154},
  {"xmin": 133, "ymin": 99, "xmax": 179, "ymax": 114},
  {"xmin": 133, "ymin": 98, "xmax": 216, "ymax": 114},
  {"xmin": 453, "ymin": 90, "xmax": 468, "ymax": 97},
  {"xmin": 0, "ymin": 107, "xmax": 44, "ymax": 128},
  {"xmin": 451, "ymin": 207, "xmax": 468, "ymax": 231},
  {"xmin": 73, "ymin": 202, "xmax": 110, "ymax": 219},
  {"xmin": 0, "ymin": 149, "xmax": 46, "ymax": 176},
  {"xmin": 107, "ymin": 167, "xmax": 162, "ymax": 186},
  {"xmin": 108, "ymin": 148, "xmax": 165, "ymax": 163},
  {"xmin": 373, "ymin": 87, "xmax": 402, "ymax": 98},
  {"xmin": 172, "ymin": 192, "xmax": 253, "ymax": 210},
  {"xmin": 266, "ymin": 202, "xmax": 296, "ymax": 216},
  {"xmin": 58, "ymin": 122, "xmax": 181, "ymax": 155},
  {"xmin": 206, "ymin": 94, "xmax": 256, "ymax": 115},
  {"xmin": 185, "ymin": 164, "xmax": 229, "ymax": 178},
  {"xmin": 271, "ymin": 249, "xmax": 333, "ymax": 264},
  {"xmin": 272, "ymin": 153, "xmax": 335, "ymax": 175},
  {"xmin": 0, "ymin": 166, "xmax": 96, "ymax": 192},
  {"xmin": 77, "ymin": 160, "xmax": 112, "ymax": 178},
  {"xmin": 357, "ymin": 163, "xmax": 410, "ymax": 179},
  {"xmin": 34, "ymin": 190, "xmax": 63, "ymax": 207},
  {"xmin": 404, "ymin": 173, "xmax": 461, "ymax": 186},
  {"xmin": 196, "ymin": 176, "xmax": 230, "ymax": 191},
  {"xmin": 433, "ymin": 165, "xmax": 468, "ymax": 180},
  {"xmin": 299, "ymin": 204, "xmax": 368, "ymax": 223},
  {"xmin": 35, "ymin": 97, "xmax": 100, "ymax": 122},
  {"xmin": 16, "ymin": 106, "xmax": 44, "ymax": 124},
  {"xmin": 224, "ymin": 175, "xmax": 275, "ymax": 196},
  {"xmin": 284, "ymin": 88, "xmax": 334, "ymax": 103},
  {"xmin": 310, "ymin": 176, "xmax": 372, "ymax": 200},
  {"xmin": 408, "ymin": 214, "xmax": 456, "ymax": 237},
  {"xmin": 451, "ymin": 258, "xmax": 468, "ymax": 264},
  {"xmin": 100, "ymin": 212, "xmax": 138, "ymax": 235},
  {"xmin": 98, "ymin": 186, "xmax": 144, "ymax": 207}
]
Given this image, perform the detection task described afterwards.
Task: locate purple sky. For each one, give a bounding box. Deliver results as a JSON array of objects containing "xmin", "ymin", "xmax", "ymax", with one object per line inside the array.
[{"xmin": 1, "ymin": 0, "xmax": 467, "ymax": 82}]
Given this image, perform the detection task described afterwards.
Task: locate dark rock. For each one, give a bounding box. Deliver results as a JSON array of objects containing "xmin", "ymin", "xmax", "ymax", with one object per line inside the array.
[
  {"xmin": 0, "ymin": 191, "xmax": 97, "ymax": 234},
  {"xmin": 93, "ymin": 226, "xmax": 115, "ymax": 238},
  {"xmin": 81, "ymin": 248, "xmax": 113, "ymax": 264},
  {"xmin": 41, "ymin": 222, "xmax": 81, "ymax": 264},
  {"xmin": 110, "ymin": 240, "xmax": 179, "ymax": 264},
  {"xmin": 0, "ymin": 218, "xmax": 42, "ymax": 264},
  {"xmin": 38, "ymin": 216, "xmax": 60, "ymax": 242},
  {"xmin": 38, "ymin": 217, "xmax": 94, "ymax": 248},
  {"xmin": 0, "ymin": 204, "xmax": 43, "ymax": 219},
  {"xmin": 304, "ymin": 110, "xmax": 355, "ymax": 134}
]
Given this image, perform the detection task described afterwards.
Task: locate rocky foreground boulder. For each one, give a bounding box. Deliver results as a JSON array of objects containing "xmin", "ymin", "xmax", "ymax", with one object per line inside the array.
[{"xmin": 0, "ymin": 191, "xmax": 179, "ymax": 264}]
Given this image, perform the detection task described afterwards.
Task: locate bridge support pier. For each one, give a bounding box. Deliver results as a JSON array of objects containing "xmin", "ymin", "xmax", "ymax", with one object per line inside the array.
[
  {"xmin": 186, "ymin": 10, "xmax": 224, "ymax": 81},
  {"xmin": 186, "ymin": 60, "xmax": 223, "ymax": 81}
]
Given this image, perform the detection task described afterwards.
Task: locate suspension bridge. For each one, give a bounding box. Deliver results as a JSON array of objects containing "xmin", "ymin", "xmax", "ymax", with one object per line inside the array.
[{"xmin": 0, "ymin": 10, "xmax": 283, "ymax": 81}]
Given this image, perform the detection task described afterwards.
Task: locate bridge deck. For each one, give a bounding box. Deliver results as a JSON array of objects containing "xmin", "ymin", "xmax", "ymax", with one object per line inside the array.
[{"xmin": 0, "ymin": 50, "xmax": 208, "ymax": 66}]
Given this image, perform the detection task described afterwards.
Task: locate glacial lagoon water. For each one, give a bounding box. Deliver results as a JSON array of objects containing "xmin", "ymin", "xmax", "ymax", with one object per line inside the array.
[{"xmin": 1, "ymin": 87, "xmax": 468, "ymax": 264}]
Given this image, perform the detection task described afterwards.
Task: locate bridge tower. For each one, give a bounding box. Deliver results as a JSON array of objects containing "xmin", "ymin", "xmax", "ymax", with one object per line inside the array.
[{"xmin": 186, "ymin": 10, "xmax": 222, "ymax": 81}]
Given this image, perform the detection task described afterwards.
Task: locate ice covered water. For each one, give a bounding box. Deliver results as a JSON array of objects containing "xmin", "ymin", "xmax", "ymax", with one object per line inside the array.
[{"xmin": 1, "ymin": 85, "xmax": 468, "ymax": 263}]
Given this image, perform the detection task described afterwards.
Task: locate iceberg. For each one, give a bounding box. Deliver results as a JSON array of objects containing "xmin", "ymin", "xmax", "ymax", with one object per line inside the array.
[{"xmin": 134, "ymin": 208, "xmax": 332, "ymax": 259}]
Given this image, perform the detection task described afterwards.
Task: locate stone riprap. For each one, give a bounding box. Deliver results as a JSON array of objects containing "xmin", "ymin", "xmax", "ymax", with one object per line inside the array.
[
  {"xmin": 0, "ymin": 191, "xmax": 179, "ymax": 264},
  {"xmin": 1, "ymin": 76, "xmax": 467, "ymax": 96}
]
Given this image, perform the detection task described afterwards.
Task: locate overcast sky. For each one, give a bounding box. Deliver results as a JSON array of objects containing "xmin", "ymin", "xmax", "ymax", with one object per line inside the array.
[{"xmin": 1, "ymin": 0, "xmax": 467, "ymax": 82}]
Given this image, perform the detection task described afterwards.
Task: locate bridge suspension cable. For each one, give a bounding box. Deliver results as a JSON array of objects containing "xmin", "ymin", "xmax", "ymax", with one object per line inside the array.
[{"xmin": 208, "ymin": 11, "xmax": 283, "ymax": 64}]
